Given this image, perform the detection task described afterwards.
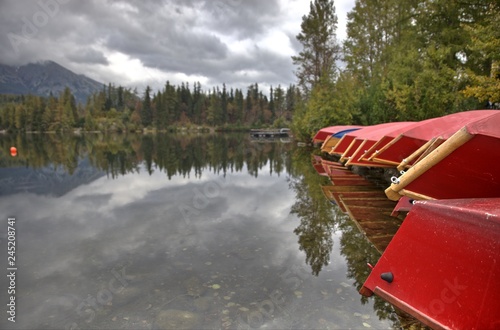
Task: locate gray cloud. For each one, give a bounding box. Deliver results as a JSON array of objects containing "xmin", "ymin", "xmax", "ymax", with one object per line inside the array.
[
  {"xmin": 67, "ymin": 48, "xmax": 109, "ymax": 65},
  {"xmin": 0, "ymin": 0, "xmax": 354, "ymax": 92},
  {"xmin": 201, "ymin": 0, "xmax": 281, "ymax": 39}
]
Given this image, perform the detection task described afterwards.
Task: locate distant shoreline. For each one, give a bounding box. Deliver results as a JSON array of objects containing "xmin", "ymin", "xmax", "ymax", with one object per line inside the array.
[{"xmin": 0, "ymin": 126, "xmax": 270, "ymax": 135}]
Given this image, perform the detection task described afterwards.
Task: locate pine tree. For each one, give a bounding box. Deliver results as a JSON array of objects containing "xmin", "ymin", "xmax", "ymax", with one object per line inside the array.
[
  {"xmin": 274, "ymin": 85, "xmax": 285, "ymax": 118},
  {"xmin": 142, "ymin": 86, "xmax": 153, "ymax": 127},
  {"xmin": 269, "ymin": 86, "xmax": 275, "ymax": 120},
  {"xmin": 235, "ymin": 89, "xmax": 244, "ymax": 124},
  {"xmin": 117, "ymin": 86, "xmax": 124, "ymax": 110},
  {"xmin": 192, "ymin": 82, "xmax": 203, "ymax": 124},
  {"xmin": 105, "ymin": 83, "xmax": 113, "ymax": 111},
  {"xmin": 221, "ymin": 83, "xmax": 228, "ymax": 123},
  {"xmin": 292, "ymin": 0, "xmax": 341, "ymax": 95}
]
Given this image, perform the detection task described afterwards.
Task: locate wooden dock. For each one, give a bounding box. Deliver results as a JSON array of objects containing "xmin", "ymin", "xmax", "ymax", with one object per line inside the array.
[{"xmin": 250, "ymin": 128, "xmax": 290, "ymax": 138}]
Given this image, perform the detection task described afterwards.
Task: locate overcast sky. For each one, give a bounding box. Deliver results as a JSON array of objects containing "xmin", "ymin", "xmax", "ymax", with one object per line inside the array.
[{"xmin": 0, "ymin": 0, "xmax": 355, "ymax": 93}]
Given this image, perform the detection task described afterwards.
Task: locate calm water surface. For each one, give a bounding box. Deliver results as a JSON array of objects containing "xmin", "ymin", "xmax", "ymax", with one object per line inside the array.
[{"xmin": 0, "ymin": 133, "xmax": 398, "ymax": 329}]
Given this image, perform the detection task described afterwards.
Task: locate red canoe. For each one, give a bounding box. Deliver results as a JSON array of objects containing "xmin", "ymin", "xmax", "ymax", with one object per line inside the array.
[
  {"xmin": 369, "ymin": 110, "xmax": 499, "ymax": 166},
  {"xmin": 320, "ymin": 126, "xmax": 364, "ymax": 152},
  {"xmin": 331, "ymin": 122, "xmax": 409, "ymax": 158},
  {"xmin": 386, "ymin": 111, "xmax": 500, "ymax": 201},
  {"xmin": 360, "ymin": 198, "xmax": 500, "ymax": 330},
  {"xmin": 343, "ymin": 122, "xmax": 416, "ymax": 167},
  {"xmin": 313, "ymin": 125, "xmax": 363, "ymax": 144}
]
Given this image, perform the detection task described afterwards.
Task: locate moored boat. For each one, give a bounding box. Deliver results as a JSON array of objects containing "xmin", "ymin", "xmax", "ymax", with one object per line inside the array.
[
  {"xmin": 385, "ymin": 111, "xmax": 500, "ymax": 201},
  {"xmin": 369, "ymin": 110, "xmax": 499, "ymax": 166},
  {"xmin": 342, "ymin": 122, "xmax": 416, "ymax": 167},
  {"xmin": 319, "ymin": 126, "xmax": 363, "ymax": 152},
  {"xmin": 330, "ymin": 122, "xmax": 408, "ymax": 159},
  {"xmin": 313, "ymin": 125, "xmax": 363, "ymax": 145},
  {"xmin": 360, "ymin": 198, "xmax": 500, "ymax": 329}
]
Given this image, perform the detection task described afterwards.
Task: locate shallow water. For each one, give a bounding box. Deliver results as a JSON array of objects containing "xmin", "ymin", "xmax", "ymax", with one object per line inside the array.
[{"xmin": 0, "ymin": 133, "xmax": 398, "ymax": 329}]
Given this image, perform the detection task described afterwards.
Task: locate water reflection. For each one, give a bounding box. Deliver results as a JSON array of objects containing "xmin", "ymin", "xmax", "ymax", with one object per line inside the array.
[
  {"xmin": 0, "ymin": 133, "xmax": 291, "ymax": 193},
  {"xmin": 288, "ymin": 150, "xmax": 337, "ymax": 276},
  {"xmin": 0, "ymin": 133, "xmax": 398, "ymax": 329},
  {"xmin": 289, "ymin": 149, "xmax": 399, "ymax": 324}
]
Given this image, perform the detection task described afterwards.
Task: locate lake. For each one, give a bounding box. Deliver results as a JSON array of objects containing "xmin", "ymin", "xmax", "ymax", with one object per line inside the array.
[{"xmin": 0, "ymin": 133, "xmax": 399, "ymax": 329}]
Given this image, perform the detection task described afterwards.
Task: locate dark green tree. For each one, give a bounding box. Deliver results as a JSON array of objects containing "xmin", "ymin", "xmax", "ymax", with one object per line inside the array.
[
  {"xmin": 292, "ymin": 0, "xmax": 341, "ymax": 95},
  {"xmin": 141, "ymin": 86, "xmax": 153, "ymax": 127}
]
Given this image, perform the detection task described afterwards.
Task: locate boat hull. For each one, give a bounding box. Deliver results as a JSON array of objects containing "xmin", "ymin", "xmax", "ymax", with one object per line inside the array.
[
  {"xmin": 386, "ymin": 113, "xmax": 500, "ymax": 201},
  {"xmin": 360, "ymin": 198, "xmax": 500, "ymax": 330},
  {"xmin": 372, "ymin": 110, "xmax": 499, "ymax": 166},
  {"xmin": 313, "ymin": 125, "xmax": 363, "ymax": 144}
]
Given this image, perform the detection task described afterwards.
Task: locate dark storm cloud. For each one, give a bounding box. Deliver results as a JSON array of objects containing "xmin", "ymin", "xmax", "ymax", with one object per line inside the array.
[
  {"xmin": 0, "ymin": 0, "xmax": 353, "ymax": 91},
  {"xmin": 201, "ymin": 0, "xmax": 281, "ymax": 38}
]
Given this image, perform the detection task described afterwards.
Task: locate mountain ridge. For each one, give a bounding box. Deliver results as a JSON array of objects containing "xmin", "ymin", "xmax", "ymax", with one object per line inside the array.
[{"xmin": 0, "ymin": 60, "xmax": 105, "ymax": 104}]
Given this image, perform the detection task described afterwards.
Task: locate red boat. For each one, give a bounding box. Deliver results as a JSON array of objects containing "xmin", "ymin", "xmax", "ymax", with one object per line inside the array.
[
  {"xmin": 386, "ymin": 111, "xmax": 500, "ymax": 201},
  {"xmin": 369, "ymin": 110, "xmax": 499, "ymax": 166},
  {"xmin": 342, "ymin": 122, "xmax": 416, "ymax": 167},
  {"xmin": 331, "ymin": 122, "xmax": 408, "ymax": 158},
  {"xmin": 319, "ymin": 126, "xmax": 363, "ymax": 152},
  {"xmin": 390, "ymin": 196, "xmax": 414, "ymax": 217},
  {"xmin": 360, "ymin": 198, "xmax": 500, "ymax": 330},
  {"xmin": 313, "ymin": 125, "xmax": 363, "ymax": 144}
]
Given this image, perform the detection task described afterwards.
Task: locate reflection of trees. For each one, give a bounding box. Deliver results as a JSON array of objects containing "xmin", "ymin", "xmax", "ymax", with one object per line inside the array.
[
  {"xmin": 289, "ymin": 149, "xmax": 400, "ymax": 326},
  {"xmin": 337, "ymin": 215, "xmax": 398, "ymax": 323},
  {"xmin": 0, "ymin": 133, "xmax": 85, "ymax": 174},
  {"xmin": 0, "ymin": 133, "xmax": 292, "ymax": 179},
  {"xmin": 289, "ymin": 149, "xmax": 338, "ymax": 275},
  {"xmin": 89, "ymin": 134, "xmax": 141, "ymax": 179}
]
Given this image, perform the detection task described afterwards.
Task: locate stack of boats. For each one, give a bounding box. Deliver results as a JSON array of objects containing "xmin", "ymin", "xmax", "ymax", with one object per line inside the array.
[{"xmin": 313, "ymin": 109, "xmax": 500, "ymax": 329}]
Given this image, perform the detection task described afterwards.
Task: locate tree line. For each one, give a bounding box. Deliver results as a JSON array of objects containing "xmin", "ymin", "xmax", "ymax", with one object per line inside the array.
[
  {"xmin": 0, "ymin": 82, "xmax": 301, "ymax": 132},
  {"xmin": 292, "ymin": 0, "xmax": 500, "ymax": 140},
  {"xmin": 2, "ymin": 0, "xmax": 498, "ymax": 140}
]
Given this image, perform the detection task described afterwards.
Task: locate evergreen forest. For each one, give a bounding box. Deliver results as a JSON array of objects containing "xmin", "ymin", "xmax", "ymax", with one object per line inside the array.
[{"xmin": 0, "ymin": 0, "xmax": 498, "ymax": 141}]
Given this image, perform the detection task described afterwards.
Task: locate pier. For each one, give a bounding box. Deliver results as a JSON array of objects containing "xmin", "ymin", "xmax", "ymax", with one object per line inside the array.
[{"xmin": 250, "ymin": 128, "xmax": 291, "ymax": 139}]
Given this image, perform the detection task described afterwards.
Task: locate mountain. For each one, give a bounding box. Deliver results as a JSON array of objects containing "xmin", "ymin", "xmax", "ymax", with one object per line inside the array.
[
  {"xmin": 0, "ymin": 60, "xmax": 105, "ymax": 104},
  {"xmin": 0, "ymin": 156, "xmax": 105, "ymax": 197}
]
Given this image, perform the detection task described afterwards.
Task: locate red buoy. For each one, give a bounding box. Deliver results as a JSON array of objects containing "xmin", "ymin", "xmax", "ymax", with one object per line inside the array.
[{"xmin": 10, "ymin": 146, "xmax": 17, "ymax": 157}]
